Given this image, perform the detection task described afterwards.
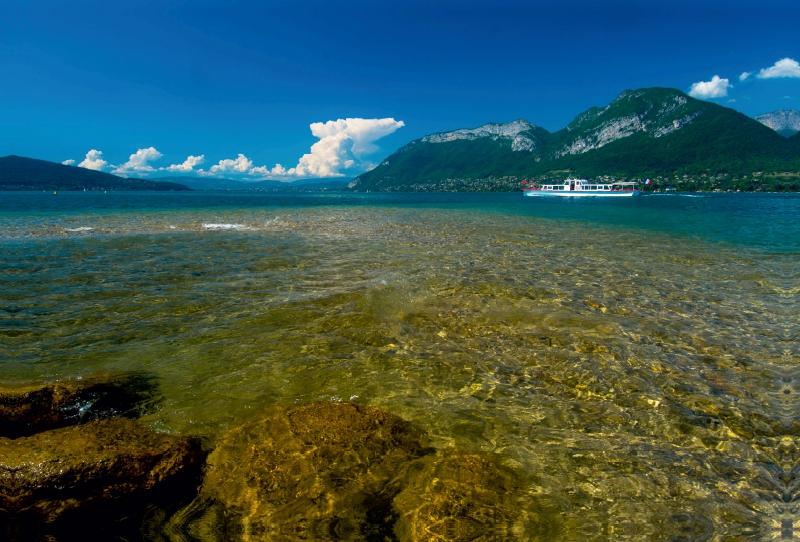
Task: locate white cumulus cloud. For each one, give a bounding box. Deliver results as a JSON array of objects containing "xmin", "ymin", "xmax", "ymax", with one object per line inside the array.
[
  {"xmin": 689, "ymin": 75, "xmax": 731, "ymax": 99},
  {"xmin": 757, "ymin": 58, "xmax": 800, "ymax": 79},
  {"xmin": 78, "ymin": 150, "xmax": 108, "ymax": 171},
  {"xmin": 312, "ymin": 118, "xmax": 405, "ymax": 158},
  {"xmin": 288, "ymin": 131, "xmax": 355, "ymax": 177},
  {"xmin": 249, "ymin": 164, "xmax": 288, "ymax": 176},
  {"xmin": 739, "ymin": 71, "xmax": 751, "ymax": 81},
  {"xmin": 62, "ymin": 159, "xmax": 75, "ymax": 165},
  {"xmin": 259, "ymin": 118, "xmax": 404, "ymax": 179},
  {"xmin": 112, "ymin": 147, "xmax": 163, "ymax": 176},
  {"xmin": 163, "ymin": 155, "xmax": 205, "ymax": 173},
  {"xmin": 207, "ymin": 154, "xmax": 254, "ymax": 175}
]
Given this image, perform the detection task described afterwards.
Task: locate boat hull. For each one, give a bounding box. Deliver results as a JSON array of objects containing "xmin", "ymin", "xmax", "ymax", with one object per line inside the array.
[{"xmin": 523, "ymin": 189, "xmax": 640, "ymax": 197}]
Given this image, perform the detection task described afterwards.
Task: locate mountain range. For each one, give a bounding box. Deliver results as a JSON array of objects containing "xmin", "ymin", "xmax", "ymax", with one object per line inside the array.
[
  {"xmin": 349, "ymin": 87, "xmax": 800, "ymax": 191},
  {"xmin": 754, "ymin": 109, "xmax": 800, "ymax": 137},
  {"xmin": 3, "ymin": 89, "xmax": 799, "ymax": 193}
]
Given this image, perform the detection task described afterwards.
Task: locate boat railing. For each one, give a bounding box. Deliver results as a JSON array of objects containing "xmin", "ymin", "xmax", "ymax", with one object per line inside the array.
[{"xmin": 524, "ymin": 180, "xmax": 639, "ymax": 191}]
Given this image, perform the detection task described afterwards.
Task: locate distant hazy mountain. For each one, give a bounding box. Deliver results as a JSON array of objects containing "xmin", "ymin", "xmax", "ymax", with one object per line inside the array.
[
  {"xmin": 290, "ymin": 177, "xmax": 352, "ymax": 187},
  {"xmin": 349, "ymin": 87, "xmax": 799, "ymax": 190},
  {"xmin": 754, "ymin": 109, "xmax": 800, "ymax": 137},
  {"xmin": 0, "ymin": 156, "xmax": 190, "ymax": 191},
  {"xmin": 150, "ymin": 176, "xmax": 351, "ymax": 190},
  {"xmin": 149, "ymin": 176, "xmax": 251, "ymax": 190}
]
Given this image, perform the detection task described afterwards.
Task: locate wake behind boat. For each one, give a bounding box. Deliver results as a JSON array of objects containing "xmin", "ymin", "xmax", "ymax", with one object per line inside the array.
[{"xmin": 523, "ymin": 178, "xmax": 640, "ymax": 197}]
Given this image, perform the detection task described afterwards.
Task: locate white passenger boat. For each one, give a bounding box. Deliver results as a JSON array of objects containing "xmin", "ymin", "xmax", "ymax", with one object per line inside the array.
[{"xmin": 523, "ymin": 179, "xmax": 640, "ymax": 197}]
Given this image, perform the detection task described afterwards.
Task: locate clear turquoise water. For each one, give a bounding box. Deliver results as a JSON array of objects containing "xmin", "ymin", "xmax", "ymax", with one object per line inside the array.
[{"xmin": 2, "ymin": 191, "xmax": 799, "ymax": 539}]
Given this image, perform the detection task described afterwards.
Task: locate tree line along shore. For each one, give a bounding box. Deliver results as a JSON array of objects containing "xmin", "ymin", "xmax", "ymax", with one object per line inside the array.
[{"xmin": 368, "ymin": 172, "xmax": 800, "ymax": 193}]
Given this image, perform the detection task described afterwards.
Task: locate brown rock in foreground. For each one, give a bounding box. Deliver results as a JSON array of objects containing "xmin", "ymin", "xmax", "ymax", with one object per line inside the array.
[
  {"xmin": 0, "ymin": 373, "xmax": 159, "ymax": 438},
  {"xmin": 0, "ymin": 417, "xmax": 203, "ymax": 523},
  {"xmin": 393, "ymin": 451, "xmax": 563, "ymax": 542},
  {"xmin": 197, "ymin": 401, "xmax": 428, "ymax": 541}
]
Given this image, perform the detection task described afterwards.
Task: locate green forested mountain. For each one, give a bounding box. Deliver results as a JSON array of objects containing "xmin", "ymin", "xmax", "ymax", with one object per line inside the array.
[
  {"xmin": 0, "ymin": 156, "xmax": 191, "ymax": 191},
  {"xmin": 349, "ymin": 88, "xmax": 800, "ymax": 192}
]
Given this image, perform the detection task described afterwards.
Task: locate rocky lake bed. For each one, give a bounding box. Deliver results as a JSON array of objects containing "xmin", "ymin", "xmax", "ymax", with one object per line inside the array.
[{"xmin": 1, "ymin": 374, "xmax": 562, "ymax": 541}]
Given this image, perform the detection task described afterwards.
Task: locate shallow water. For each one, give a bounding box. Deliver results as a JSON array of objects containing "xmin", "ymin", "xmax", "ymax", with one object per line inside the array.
[{"xmin": 2, "ymin": 191, "xmax": 799, "ymax": 540}]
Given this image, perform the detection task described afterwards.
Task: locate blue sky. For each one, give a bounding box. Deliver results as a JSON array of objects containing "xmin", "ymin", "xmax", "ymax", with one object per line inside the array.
[{"xmin": 1, "ymin": 0, "xmax": 798, "ymax": 179}]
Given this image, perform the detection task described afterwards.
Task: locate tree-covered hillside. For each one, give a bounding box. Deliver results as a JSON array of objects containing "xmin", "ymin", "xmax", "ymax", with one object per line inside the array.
[{"xmin": 554, "ymin": 98, "xmax": 794, "ymax": 176}]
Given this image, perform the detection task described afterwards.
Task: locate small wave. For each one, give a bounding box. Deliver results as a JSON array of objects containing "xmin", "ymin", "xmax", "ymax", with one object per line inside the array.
[
  {"xmin": 203, "ymin": 223, "xmax": 244, "ymax": 230},
  {"xmin": 645, "ymin": 193, "xmax": 708, "ymax": 198},
  {"xmin": 65, "ymin": 227, "xmax": 94, "ymax": 232}
]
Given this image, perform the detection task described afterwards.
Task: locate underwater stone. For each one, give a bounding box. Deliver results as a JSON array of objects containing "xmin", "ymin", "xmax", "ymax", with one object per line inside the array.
[
  {"xmin": 0, "ymin": 417, "xmax": 203, "ymax": 523},
  {"xmin": 199, "ymin": 401, "xmax": 428, "ymax": 540},
  {"xmin": 393, "ymin": 451, "xmax": 560, "ymax": 541},
  {"xmin": 0, "ymin": 373, "xmax": 159, "ymax": 438}
]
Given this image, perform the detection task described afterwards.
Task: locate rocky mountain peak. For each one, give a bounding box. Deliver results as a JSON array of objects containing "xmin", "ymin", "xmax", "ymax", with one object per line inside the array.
[
  {"xmin": 422, "ymin": 119, "xmax": 538, "ymax": 152},
  {"xmin": 754, "ymin": 109, "xmax": 800, "ymax": 135},
  {"xmin": 555, "ymin": 89, "xmax": 701, "ymax": 158}
]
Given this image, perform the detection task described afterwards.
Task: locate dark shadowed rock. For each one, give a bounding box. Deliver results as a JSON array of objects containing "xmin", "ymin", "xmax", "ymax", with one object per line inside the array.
[
  {"xmin": 392, "ymin": 451, "xmax": 563, "ymax": 542},
  {"xmin": 195, "ymin": 401, "xmax": 428, "ymax": 541},
  {"xmin": 0, "ymin": 417, "xmax": 203, "ymax": 523},
  {"xmin": 0, "ymin": 373, "xmax": 160, "ymax": 438}
]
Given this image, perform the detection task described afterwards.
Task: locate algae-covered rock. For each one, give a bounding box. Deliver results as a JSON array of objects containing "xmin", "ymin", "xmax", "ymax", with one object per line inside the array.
[
  {"xmin": 0, "ymin": 417, "xmax": 203, "ymax": 523},
  {"xmin": 393, "ymin": 451, "xmax": 561, "ymax": 542},
  {"xmin": 199, "ymin": 401, "xmax": 428, "ymax": 541},
  {"xmin": 0, "ymin": 373, "xmax": 159, "ymax": 438}
]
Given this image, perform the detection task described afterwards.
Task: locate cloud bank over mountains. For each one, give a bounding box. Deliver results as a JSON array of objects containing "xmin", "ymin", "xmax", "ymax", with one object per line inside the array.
[
  {"xmin": 63, "ymin": 118, "xmax": 404, "ymax": 181},
  {"xmin": 207, "ymin": 154, "xmax": 253, "ymax": 176},
  {"xmin": 165, "ymin": 155, "xmax": 205, "ymax": 172},
  {"xmin": 690, "ymin": 57, "xmax": 800, "ymax": 101},
  {"xmin": 112, "ymin": 147, "xmax": 163, "ymax": 176}
]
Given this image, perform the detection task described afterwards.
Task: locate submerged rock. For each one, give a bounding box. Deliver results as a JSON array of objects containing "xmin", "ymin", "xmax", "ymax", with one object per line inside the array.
[
  {"xmin": 198, "ymin": 401, "xmax": 428, "ymax": 541},
  {"xmin": 0, "ymin": 373, "xmax": 160, "ymax": 438},
  {"xmin": 0, "ymin": 417, "xmax": 203, "ymax": 523},
  {"xmin": 393, "ymin": 451, "xmax": 562, "ymax": 541}
]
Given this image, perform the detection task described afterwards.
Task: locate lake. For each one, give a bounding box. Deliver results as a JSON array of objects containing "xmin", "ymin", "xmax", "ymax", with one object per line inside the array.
[{"xmin": 2, "ymin": 191, "xmax": 799, "ymax": 540}]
